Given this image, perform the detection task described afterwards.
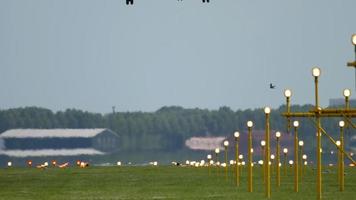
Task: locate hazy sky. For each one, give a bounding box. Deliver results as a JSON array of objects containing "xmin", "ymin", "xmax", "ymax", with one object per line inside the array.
[{"xmin": 0, "ymin": 0, "xmax": 355, "ymax": 113}]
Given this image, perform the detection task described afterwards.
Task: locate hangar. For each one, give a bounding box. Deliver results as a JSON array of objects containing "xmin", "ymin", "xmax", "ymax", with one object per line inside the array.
[{"xmin": 0, "ymin": 129, "xmax": 120, "ymax": 157}]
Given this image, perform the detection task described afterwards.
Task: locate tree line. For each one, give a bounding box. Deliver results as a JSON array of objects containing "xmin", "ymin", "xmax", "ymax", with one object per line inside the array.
[{"xmin": 0, "ymin": 105, "xmax": 351, "ymax": 152}]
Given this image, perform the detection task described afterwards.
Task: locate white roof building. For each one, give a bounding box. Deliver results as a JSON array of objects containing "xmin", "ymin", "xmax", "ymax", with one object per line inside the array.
[
  {"xmin": 0, "ymin": 129, "xmax": 120, "ymax": 157},
  {"xmin": 0, "ymin": 128, "xmax": 107, "ymax": 138}
]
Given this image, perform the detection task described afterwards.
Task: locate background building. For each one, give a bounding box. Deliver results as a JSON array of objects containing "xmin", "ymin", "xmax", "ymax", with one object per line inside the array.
[{"xmin": 0, "ymin": 129, "xmax": 120, "ymax": 157}]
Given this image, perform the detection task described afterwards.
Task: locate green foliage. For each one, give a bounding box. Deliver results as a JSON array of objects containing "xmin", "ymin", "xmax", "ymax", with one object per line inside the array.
[{"xmin": 0, "ymin": 105, "xmax": 350, "ymax": 152}]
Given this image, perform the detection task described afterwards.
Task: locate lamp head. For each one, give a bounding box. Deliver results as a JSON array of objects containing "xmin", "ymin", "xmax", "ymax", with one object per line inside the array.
[
  {"xmin": 312, "ymin": 67, "xmax": 321, "ymax": 77},
  {"xmin": 299, "ymin": 141, "xmax": 304, "ymax": 146},
  {"xmin": 234, "ymin": 131, "xmax": 240, "ymax": 138},
  {"xmin": 270, "ymin": 154, "xmax": 275, "ymax": 160},
  {"xmin": 293, "ymin": 120, "xmax": 299, "ymax": 128},
  {"xmin": 302, "ymin": 154, "xmax": 307, "ymax": 160},
  {"xmin": 289, "ymin": 160, "xmax": 294, "ymax": 165},
  {"xmin": 215, "ymin": 148, "xmax": 220, "ymax": 154},
  {"xmin": 284, "ymin": 89, "xmax": 292, "ymax": 98},
  {"xmin": 343, "ymin": 89, "xmax": 351, "ymax": 98},
  {"xmin": 352, "ymin": 34, "xmax": 356, "ymax": 45},
  {"xmin": 283, "ymin": 148, "xmax": 288, "ymax": 154},
  {"xmin": 223, "ymin": 140, "xmax": 229, "ymax": 147},
  {"xmin": 264, "ymin": 107, "xmax": 271, "ymax": 114},
  {"xmin": 247, "ymin": 121, "xmax": 253, "ymax": 128},
  {"xmin": 261, "ymin": 140, "xmax": 266, "ymax": 147},
  {"xmin": 336, "ymin": 140, "xmax": 341, "ymax": 146},
  {"xmin": 207, "ymin": 154, "xmax": 212, "ymax": 160},
  {"xmin": 238, "ymin": 154, "xmax": 243, "ymax": 159},
  {"xmin": 275, "ymin": 131, "xmax": 281, "ymax": 138},
  {"xmin": 339, "ymin": 120, "xmax": 345, "ymax": 128}
]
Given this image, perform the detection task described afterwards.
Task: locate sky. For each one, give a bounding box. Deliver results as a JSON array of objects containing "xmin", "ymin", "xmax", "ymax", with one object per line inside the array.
[{"xmin": 0, "ymin": 0, "xmax": 355, "ymax": 113}]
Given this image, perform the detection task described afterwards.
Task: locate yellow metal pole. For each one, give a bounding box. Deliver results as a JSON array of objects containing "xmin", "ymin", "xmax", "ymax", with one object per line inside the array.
[
  {"xmin": 248, "ymin": 124, "xmax": 253, "ymax": 192},
  {"xmin": 225, "ymin": 145, "xmax": 228, "ymax": 181},
  {"xmin": 300, "ymin": 145, "xmax": 303, "ymax": 182},
  {"xmin": 208, "ymin": 158, "xmax": 211, "ymax": 176},
  {"xmin": 265, "ymin": 110, "xmax": 271, "ymax": 198},
  {"xmin": 262, "ymin": 146, "xmax": 265, "ymax": 184},
  {"xmin": 340, "ymin": 125, "xmax": 344, "ymax": 191},
  {"xmin": 239, "ymin": 157, "xmax": 242, "ymax": 178},
  {"xmin": 314, "ymin": 71, "xmax": 322, "ymax": 200},
  {"xmin": 276, "ymin": 137, "xmax": 281, "ymax": 187},
  {"xmin": 340, "ymin": 94, "xmax": 348, "ymax": 191},
  {"xmin": 287, "ymin": 96, "xmax": 291, "ymax": 133},
  {"xmin": 284, "ymin": 152, "xmax": 287, "ymax": 176},
  {"xmin": 294, "ymin": 125, "xmax": 299, "ymax": 192},
  {"xmin": 235, "ymin": 136, "xmax": 240, "ymax": 186},
  {"xmin": 215, "ymin": 150, "xmax": 219, "ymax": 176}
]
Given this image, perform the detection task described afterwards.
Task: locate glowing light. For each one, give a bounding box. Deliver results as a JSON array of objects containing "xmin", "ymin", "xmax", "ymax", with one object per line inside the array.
[
  {"xmin": 224, "ymin": 140, "xmax": 229, "ymax": 147},
  {"xmin": 261, "ymin": 140, "xmax": 266, "ymax": 147},
  {"xmin": 200, "ymin": 160, "xmax": 205, "ymax": 166},
  {"xmin": 234, "ymin": 131, "xmax": 240, "ymax": 138},
  {"xmin": 283, "ymin": 148, "xmax": 288, "ymax": 154},
  {"xmin": 276, "ymin": 131, "xmax": 281, "ymax": 138},
  {"xmin": 343, "ymin": 89, "xmax": 351, "ymax": 98},
  {"xmin": 352, "ymin": 34, "xmax": 356, "ymax": 45},
  {"xmin": 264, "ymin": 107, "xmax": 271, "ymax": 114},
  {"xmin": 299, "ymin": 141, "xmax": 304, "ymax": 147},
  {"xmin": 312, "ymin": 67, "xmax": 321, "ymax": 77},
  {"xmin": 247, "ymin": 121, "xmax": 253, "ymax": 127},
  {"xmin": 284, "ymin": 89, "xmax": 292, "ymax": 98},
  {"xmin": 339, "ymin": 121, "xmax": 345, "ymax": 128},
  {"xmin": 215, "ymin": 148, "xmax": 220, "ymax": 154},
  {"xmin": 293, "ymin": 121, "xmax": 299, "ymax": 128}
]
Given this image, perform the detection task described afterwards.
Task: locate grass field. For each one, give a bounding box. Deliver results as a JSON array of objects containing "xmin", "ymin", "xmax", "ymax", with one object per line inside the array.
[{"xmin": 0, "ymin": 166, "xmax": 355, "ymax": 200}]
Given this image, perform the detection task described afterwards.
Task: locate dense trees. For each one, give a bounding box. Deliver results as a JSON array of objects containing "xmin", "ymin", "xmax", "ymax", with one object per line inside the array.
[{"xmin": 0, "ymin": 105, "xmax": 351, "ymax": 152}]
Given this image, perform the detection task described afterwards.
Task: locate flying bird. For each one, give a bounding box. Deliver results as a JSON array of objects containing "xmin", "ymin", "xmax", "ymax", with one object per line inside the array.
[{"xmin": 270, "ymin": 83, "xmax": 276, "ymax": 89}]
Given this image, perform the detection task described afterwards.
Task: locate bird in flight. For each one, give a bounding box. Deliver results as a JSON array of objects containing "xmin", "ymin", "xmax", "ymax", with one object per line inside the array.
[{"xmin": 269, "ymin": 83, "xmax": 276, "ymax": 89}]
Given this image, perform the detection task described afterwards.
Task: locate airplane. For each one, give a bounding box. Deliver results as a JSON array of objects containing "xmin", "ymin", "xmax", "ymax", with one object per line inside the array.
[{"xmin": 270, "ymin": 83, "xmax": 276, "ymax": 89}]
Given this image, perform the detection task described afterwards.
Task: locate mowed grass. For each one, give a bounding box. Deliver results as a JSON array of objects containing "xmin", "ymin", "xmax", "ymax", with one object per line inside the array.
[{"xmin": 0, "ymin": 165, "xmax": 355, "ymax": 200}]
